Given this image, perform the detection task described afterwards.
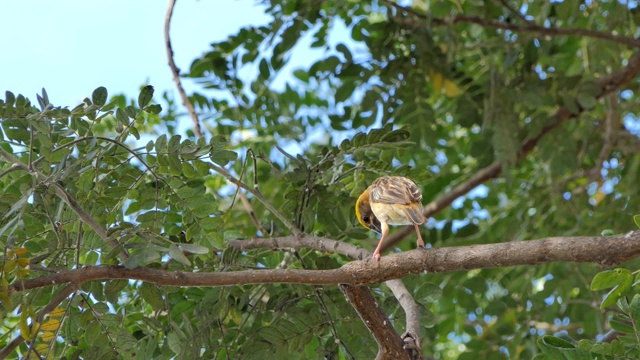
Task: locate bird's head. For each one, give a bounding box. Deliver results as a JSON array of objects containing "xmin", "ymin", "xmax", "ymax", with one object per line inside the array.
[{"xmin": 355, "ymin": 187, "xmax": 382, "ymax": 234}]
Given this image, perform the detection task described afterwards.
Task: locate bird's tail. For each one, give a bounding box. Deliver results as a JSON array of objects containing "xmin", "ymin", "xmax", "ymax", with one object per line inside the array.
[{"xmin": 403, "ymin": 208, "xmax": 427, "ymax": 225}]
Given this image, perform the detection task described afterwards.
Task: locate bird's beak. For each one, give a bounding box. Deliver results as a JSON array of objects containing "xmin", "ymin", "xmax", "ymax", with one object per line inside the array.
[{"xmin": 370, "ymin": 218, "xmax": 382, "ymax": 234}]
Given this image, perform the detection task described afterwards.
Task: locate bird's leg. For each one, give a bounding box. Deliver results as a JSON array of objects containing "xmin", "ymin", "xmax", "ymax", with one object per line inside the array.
[
  {"xmin": 372, "ymin": 223, "xmax": 389, "ymax": 261},
  {"xmin": 414, "ymin": 224, "xmax": 425, "ymax": 248}
]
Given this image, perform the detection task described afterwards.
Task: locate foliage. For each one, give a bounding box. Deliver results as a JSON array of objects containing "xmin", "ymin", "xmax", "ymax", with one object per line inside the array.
[{"xmin": 1, "ymin": 0, "xmax": 640, "ymax": 359}]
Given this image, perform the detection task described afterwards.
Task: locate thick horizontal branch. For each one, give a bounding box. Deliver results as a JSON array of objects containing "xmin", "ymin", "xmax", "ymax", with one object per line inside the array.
[{"xmin": 11, "ymin": 230, "xmax": 640, "ymax": 293}]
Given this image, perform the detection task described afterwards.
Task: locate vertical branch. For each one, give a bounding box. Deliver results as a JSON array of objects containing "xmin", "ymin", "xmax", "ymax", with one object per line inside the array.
[
  {"xmin": 164, "ymin": 0, "xmax": 203, "ymax": 138},
  {"xmin": 385, "ymin": 279, "xmax": 423, "ymax": 358},
  {"xmin": 340, "ymin": 284, "xmax": 412, "ymax": 360}
]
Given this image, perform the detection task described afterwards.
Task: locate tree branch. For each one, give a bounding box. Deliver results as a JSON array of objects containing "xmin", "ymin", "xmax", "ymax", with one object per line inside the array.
[
  {"xmin": 381, "ymin": 50, "xmax": 640, "ymax": 252},
  {"xmin": 494, "ymin": 0, "xmax": 530, "ymax": 23},
  {"xmin": 209, "ymin": 163, "xmax": 302, "ymax": 235},
  {"xmin": 164, "ymin": 0, "xmax": 203, "ymax": 138},
  {"xmin": 385, "ymin": 279, "xmax": 423, "ymax": 359},
  {"xmin": 382, "ymin": 0, "xmax": 640, "ymax": 48},
  {"xmin": 10, "ymin": 230, "xmax": 640, "ymax": 293},
  {"xmin": 238, "ymin": 190, "xmax": 269, "ymax": 235},
  {"xmin": 339, "ymin": 284, "xmax": 411, "ymax": 360}
]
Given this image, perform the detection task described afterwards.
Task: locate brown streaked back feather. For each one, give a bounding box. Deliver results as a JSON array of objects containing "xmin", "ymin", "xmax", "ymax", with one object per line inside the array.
[{"xmin": 369, "ymin": 176, "xmax": 422, "ymax": 205}]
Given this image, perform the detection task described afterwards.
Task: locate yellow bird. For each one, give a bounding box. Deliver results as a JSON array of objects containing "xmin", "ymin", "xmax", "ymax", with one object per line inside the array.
[{"xmin": 355, "ymin": 176, "xmax": 427, "ymax": 260}]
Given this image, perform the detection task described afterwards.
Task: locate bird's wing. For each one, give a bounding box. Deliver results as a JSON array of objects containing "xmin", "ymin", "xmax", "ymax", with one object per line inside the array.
[{"xmin": 370, "ymin": 176, "xmax": 422, "ymax": 205}]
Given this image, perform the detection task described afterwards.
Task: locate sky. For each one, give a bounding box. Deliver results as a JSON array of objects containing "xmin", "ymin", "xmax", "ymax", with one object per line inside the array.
[{"xmin": 0, "ymin": 0, "xmax": 271, "ymax": 107}]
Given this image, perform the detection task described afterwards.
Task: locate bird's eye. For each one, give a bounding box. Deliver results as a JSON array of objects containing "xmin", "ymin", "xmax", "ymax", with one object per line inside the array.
[{"xmin": 362, "ymin": 215, "xmax": 370, "ymax": 223}]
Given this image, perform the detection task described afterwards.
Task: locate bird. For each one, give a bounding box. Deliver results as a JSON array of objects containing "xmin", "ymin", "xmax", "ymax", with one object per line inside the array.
[{"xmin": 355, "ymin": 176, "xmax": 427, "ymax": 260}]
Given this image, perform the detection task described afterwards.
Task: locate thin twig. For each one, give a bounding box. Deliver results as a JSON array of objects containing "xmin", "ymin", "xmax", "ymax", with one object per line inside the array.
[
  {"xmin": 495, "ymin": 0, "xmax": 530, "ymax": 23},
  {"xmin": 209, "ymin": 162, "xmax": 302, "ymax": 235},
  {"xmin": 238, "ymin": 191, "xmax": 269, "ymax": 235},
  {"xmin": 164, "ymin": 0, "xmax": 203, "ymax": 138},
  {"xmin": 381, "ymin": 0, "xmax": 640, "ymax": 48},
  {"xmin": 0, "ymin": 164, "xmax": 20, "ymax": 179}
]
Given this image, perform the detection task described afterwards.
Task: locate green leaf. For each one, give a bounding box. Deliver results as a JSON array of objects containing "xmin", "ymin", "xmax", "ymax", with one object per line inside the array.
[
  {"xmin": 416, "ymin": 282, "xmax": 443, "ymax": 303},
  {"xmin": 169, "ymin": 244, "xmax": 192, "ymax": 266},
  {"xmin": 5, "ymin": 91, "xmax": 15, "ymax": 105},
  {"xmin": 92, "ymin": 302, "xmax": 109, "ymax": 315},
  {"xmin": 579, "ymin": 79, "xmax": 602, "ymax": 97},
  {"xmin": 629, "ymin": 294, "xmax": 640, "ymax": 328},
  {"xmin": 156, "ymin": 134, "xmax": 167, "ymax": 153},
  {"xmin": 420, "ymin": 308, "xmax": 437, "ymax": 328},
  {"xmin": 146, "ymin": 103, "xmax": 162, "ymax": 114},
  {"xmin": 115, "ymin": 108, "xmax": 129, "ymax": 125},
  {"xmin": 176, "ymin": 186, "xmax": 197, "ymax": 199},
  {"xmin": 92, "ymin": 86, "xmax": 108, "ymax": 106},
  {"xmin": 335, "ymin": 80, "xmax": 356, "ymax": 103},
  {"xmin": 293, "ymin": 69, "xmax": 309, "ymax": 82},
  {"xmin": 100, "ymin": 314, "xmax": 120, "ymax": 327},
  {"xmin": 104, "ymin": 279, "xmax": 128, "ymax": 295},
  {"xmin": 259, "ymin": 58, "xmax": 270, "ymax": 78},
  {"xmin": 601, "ymin": 274, "xmax": 633, "ymax": 309},
  {"xmin": 336, "ymin": 43, "xmax": 352, "ymax": 63},
  {"xmin": 537, "ymin": 335, "xmax": 591, "ymax": 360},
  {"xmin": 178, "ymin": 243, "xmax": 209, "ymax": 255},
  {"xmin": 138, "ymin": 85, "xmax": 154, "ymax": 108},
  {"xmin": 84, "ymin": 320, "xmax": 101, "ymax": 345},
  {"xmin": 140, "ymin": 282, "xmax": 164, "ymax": 310},
  {"xmin": 609, "ymin": 319, "xmax": 635, "ymax": 334},
  {"xmin": 576, "ymin": 93, "xmax": 597, "ymax": 110},
  {"xmin": 633, "ymin": 214, "xmax": 640, "ymax": 228},
  {"xmin": 37, "ymin": 88, "xmax": 50, "ymax": 109},
  {"xmin": 562, "ymin": 95, "xmax": 580, "ymax": 115},
  {"xmin": 168, "ymin": 135, "xmax": 181, "ymax": 152},
  {"xmin": 168, "ymin": 153, "xmax": 183, "ymax": 174},
  {"xmin": 129, "ymin": 125, "xmax": 140, "ymax": 140},
  {"xmin": 146, "ymin": 140, "xmax": 154, "ymax": 153},
  {"xmin": 123, "ymin": 249, "xmax": 160, "ymax": 269},
  {"xmin": 170, "ymin": 300, "xmax": 196, "ymax": 319},
  {"xmin": 380, "ymin": 129, "xmax": 410, "ymax": 143},
  {"xmin": 182, "ymin": 162, "xmax": 199, "ymax": 178},
  {"xmin": 101, "ymin": 96, "xmax": 119, "ymax": 111},
  {"xmin": 125, "ymin": 105, "xmax": 137, "ymax": 118},
  {"xmin": 167, "ymin": 331, "xmax": 185, "ymax": 354},
  {"xmin": 591, "ymin": 269, "xmax": 631, "ymax": 290},
  {"xmin": 210, "ymin": 149, "xmax": 237, "ymax": 166}
]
